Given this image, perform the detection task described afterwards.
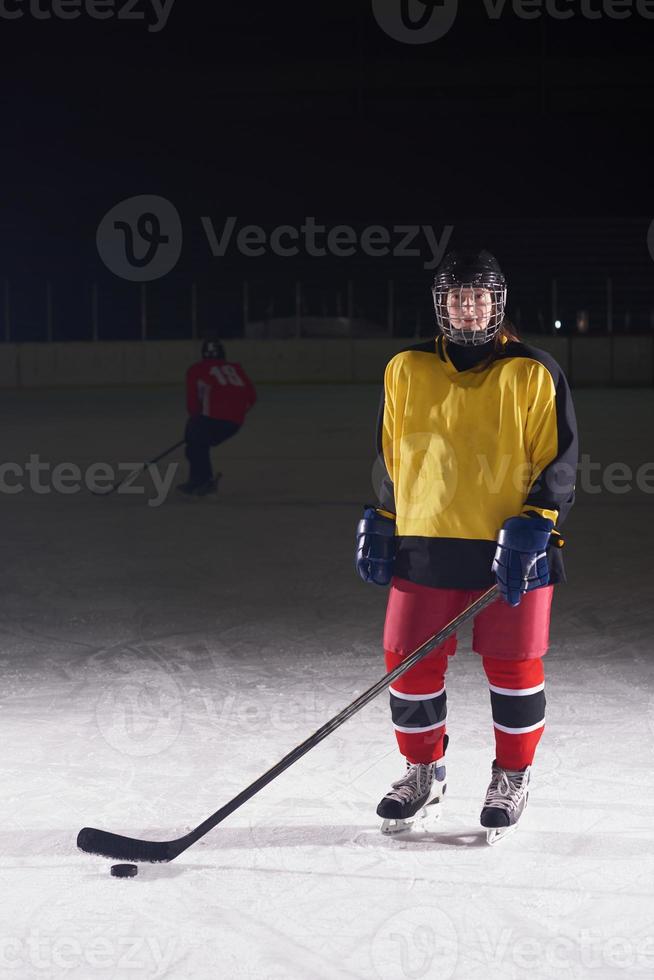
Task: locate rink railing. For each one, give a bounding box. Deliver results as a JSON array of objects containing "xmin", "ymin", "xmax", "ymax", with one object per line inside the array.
[{"xmin": 0, "ymin": 336, "xmax": 651, "ymax": 388}]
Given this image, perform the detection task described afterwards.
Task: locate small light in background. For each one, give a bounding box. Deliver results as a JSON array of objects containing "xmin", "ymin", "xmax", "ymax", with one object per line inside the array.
[
  {"xmin": 554, "ymin": 320, "xmax": 562, "ymax": 330},
  {"xmin": 576, "ymin": 310, "xmax": 589, "ymax": 334}
]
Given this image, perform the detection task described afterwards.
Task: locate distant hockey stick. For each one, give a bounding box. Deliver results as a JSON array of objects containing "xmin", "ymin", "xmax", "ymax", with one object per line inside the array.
[
  {"xmin": 77, "ymin": 585, "xmax": 499, "ymax": 863},
  {"xmin": 90, "ymin": 439, "xmax": 185, "ymax": 496}
]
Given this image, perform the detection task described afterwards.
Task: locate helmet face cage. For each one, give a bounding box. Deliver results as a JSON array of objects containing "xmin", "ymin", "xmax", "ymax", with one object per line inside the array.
[
  {"xmin": 202, "ymin": 340, "xmax": 225, "ymax": 360},
  {"xmin": 431, "ymin": 250, "xmax": 507, "ymax": 346},
  {"xmin": 432, "ymin": 280, "xmax": 507, "ymax": 346}
]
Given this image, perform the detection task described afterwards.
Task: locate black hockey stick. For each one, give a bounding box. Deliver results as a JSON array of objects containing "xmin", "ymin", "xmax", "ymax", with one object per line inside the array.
[
  {"xmin": 90, "ymin": 439, "xmax": 185, "ymax": 496},
  {"xmin": 77, "ymin": 585, "xmax": 499, "ymax": 863}
]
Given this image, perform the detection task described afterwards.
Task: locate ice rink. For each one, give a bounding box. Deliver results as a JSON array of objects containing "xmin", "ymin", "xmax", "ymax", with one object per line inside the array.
[{"xmin": 1, "ymin": 381, "xmax": 654, "ymax": 979}]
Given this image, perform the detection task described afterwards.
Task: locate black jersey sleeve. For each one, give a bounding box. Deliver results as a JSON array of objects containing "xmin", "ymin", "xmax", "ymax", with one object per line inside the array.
[
  {"xmin": 518, "ymin": 346, "xmax": 579, "ymax": 527},
  {"xmin": 375, "ymin": 384, "xmax": 396, "ymax": 516}
]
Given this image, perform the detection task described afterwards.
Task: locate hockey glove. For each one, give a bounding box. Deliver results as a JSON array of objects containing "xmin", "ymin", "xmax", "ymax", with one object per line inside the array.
[
  {"xmin": 355, "ymin": 506, "xmax": 396, "ymax": 586},
  {"xmin": 492, "ymin": 516, "xmax": 554, "ymax": 607}
]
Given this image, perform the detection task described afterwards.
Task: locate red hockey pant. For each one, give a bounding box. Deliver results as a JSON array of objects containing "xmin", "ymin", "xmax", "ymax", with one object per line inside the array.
[{"xmin": 384, "ymin": 579, "xmax": 552, "ymax": 770}]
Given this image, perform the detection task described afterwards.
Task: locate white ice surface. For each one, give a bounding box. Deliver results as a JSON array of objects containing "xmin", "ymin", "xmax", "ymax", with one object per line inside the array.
[{"xmin": 1, "ymin": 384, "xmax": 654, "ymax": 980}]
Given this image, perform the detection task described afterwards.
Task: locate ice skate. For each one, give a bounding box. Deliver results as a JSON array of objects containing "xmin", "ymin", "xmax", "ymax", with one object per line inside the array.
[
  {"xmin": 480, "ymin": 760, "xmax": 531, "ymax": 845},
  {"xmin": 377, "ymin": 754, "xmax": 447, "ymax": 835},
  {"xmin": 177, "ymin": 473, "xmax": 222, "ymax": 497},
  {"xmin": 176, "ymin": 480, "xmax": 203, "ymax": 496},
  {"xmin": 194, "ymin": 473, "xmax": 222, "ymax": 496}
]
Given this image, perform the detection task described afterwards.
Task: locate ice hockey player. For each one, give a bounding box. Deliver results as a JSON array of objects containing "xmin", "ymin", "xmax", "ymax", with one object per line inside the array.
[
  {"xmin": 356, "ymin": 250, "xmax": 578, "ymax": 843},
  {"xmin": 178, "ymin": 340, "xmax": 257, "ymax": 496}
]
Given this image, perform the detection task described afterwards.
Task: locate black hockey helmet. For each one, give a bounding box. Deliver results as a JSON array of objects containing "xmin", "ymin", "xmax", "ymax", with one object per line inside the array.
[
  {"xmin": 432, "ymin": 250, "xmax": 507, "ymax": 346},
  {"xmin": 202, "ymin": 339, "xmax": 226, "ymax": 360}
]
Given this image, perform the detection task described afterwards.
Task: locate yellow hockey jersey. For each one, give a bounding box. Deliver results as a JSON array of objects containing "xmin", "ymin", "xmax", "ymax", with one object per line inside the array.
[{"xmin": 376, "ymin": 335, "xmax": 578, "ymax": 589}]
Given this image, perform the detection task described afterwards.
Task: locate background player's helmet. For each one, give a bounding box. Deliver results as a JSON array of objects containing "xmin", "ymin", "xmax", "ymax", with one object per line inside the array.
[
  {"xmin": 202, "ymin": 340, "xmax": 226, "ymax": 360},
  {"xmin": 432, "ymin": 250, "xmax": 507, "ymax": 346}
]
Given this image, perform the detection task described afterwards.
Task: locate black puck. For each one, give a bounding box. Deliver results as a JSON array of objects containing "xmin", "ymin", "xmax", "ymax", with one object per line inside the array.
[{"xmin": 110, "ymin": 863, "xmax": 138, "ymax": 878}]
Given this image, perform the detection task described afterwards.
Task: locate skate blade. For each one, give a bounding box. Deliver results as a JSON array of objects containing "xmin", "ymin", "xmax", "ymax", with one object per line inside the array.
[
  {"xmin": 379, "ymin": 789, "xmax": 445, "ymax": 836},
  {"xmin": 380, "ymin": 818, "xmax": 414, "ymax": 835},
  {"xmin": 381, "ymin": 809, "xmax": 441, "ymax": 836},
  {"xmin": 486, "ymin": 824, "xmax": 518, "ymax": 846}
]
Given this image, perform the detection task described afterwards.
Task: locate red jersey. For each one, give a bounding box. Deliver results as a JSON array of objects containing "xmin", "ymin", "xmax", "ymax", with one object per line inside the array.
[{"xmin": 186, "ymin": 359, "xmax": 257, "ymax": 425}]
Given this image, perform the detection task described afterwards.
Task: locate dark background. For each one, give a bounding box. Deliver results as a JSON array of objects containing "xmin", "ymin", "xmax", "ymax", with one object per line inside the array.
[
  {"xmin": 2, "ymin": 4, "xmax": 653, "ymax": 959},
  {"xmin": 1, "ymin": 0, "xmax": 652, "ymax": 340}
]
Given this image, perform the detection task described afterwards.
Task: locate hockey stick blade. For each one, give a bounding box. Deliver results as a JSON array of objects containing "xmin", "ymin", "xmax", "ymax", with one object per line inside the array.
[
  {"xmin": 77, "ymin": 586, "xmax": 498, "ymax": 863},
  {"xmin": 76, "ymin": 827, "xmax": 188, "ymax": 862}
]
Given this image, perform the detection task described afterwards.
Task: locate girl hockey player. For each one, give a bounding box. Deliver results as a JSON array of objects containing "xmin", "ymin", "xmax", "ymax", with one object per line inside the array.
[{"xmin": 356, "ymin": 250, "xmax": 578, "ymax": 843}]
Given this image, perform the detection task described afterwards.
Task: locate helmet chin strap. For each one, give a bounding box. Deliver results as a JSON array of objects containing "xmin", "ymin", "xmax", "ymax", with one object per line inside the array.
[{"xmin": 444, "ymin": 326, "xmax": 499, "ymax": 347}]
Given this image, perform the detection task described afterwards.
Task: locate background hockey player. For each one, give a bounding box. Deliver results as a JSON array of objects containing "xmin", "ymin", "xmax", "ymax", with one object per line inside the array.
[
  {"xmin": 356, "ymin": 250, "xmax": 578, "ymax": 843},
  {"xmin": 179, "ymin": 340, "xmax": 257, "ymax": 496}
]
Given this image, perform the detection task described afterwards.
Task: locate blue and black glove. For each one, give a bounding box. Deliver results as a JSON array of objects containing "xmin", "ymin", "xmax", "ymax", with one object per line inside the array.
[
  {"xmin": 492, "ymin": 516, "xmax": 554, "ymax": 607},
  {"xmin": 355, "ymin": 506, "xmax": 396, "ymax": 586}
]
